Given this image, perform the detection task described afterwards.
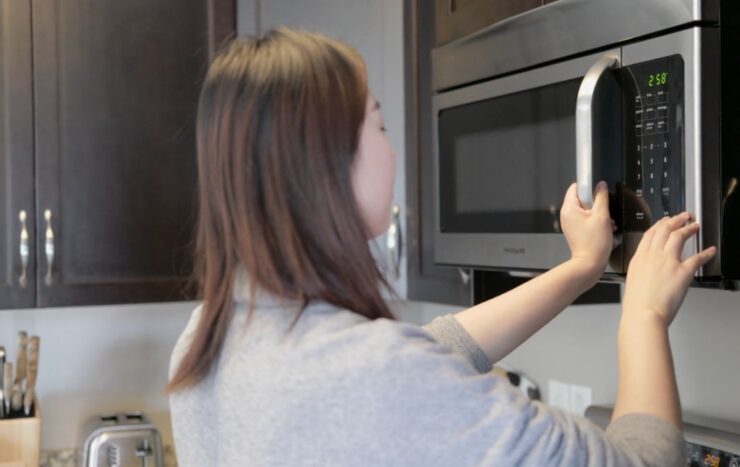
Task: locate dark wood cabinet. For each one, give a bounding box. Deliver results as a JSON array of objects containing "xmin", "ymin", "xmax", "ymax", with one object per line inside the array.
[
  {"xmin": 0, "ymin": 0, "xmax": 35, "ymax": 309},
  {"xmin": 0, "ymin": 0, "xmax": 235, "ymax": 309},
  {"xmin": 435, "ymin": 0, "xmax": 553, "ymax": 46},
  {"xmin": 405, "ymin": 0, "xmax": 472, "ymax": 306}
]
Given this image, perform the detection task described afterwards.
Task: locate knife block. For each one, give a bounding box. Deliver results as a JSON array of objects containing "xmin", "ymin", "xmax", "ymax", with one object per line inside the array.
[{"xmin": 0, "ymin": 405, "xmax": 40, "ymax": 467}]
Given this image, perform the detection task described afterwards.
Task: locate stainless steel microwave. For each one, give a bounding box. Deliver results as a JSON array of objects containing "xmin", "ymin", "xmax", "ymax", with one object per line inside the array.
[{"xmin": 432, "ymin": 0, "xmax": 740, "ymax": 285}]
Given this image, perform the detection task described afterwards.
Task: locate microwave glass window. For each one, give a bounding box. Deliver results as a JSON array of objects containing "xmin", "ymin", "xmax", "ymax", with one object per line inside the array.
[{"xmin": 438, "ymin": 78, "xmax": 581, "ymax": 233}]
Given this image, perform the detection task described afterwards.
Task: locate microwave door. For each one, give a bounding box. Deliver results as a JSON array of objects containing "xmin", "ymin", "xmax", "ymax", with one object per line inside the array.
[
  {"xmin": 433, "ymin": 49, "xmax": 621, "ymax": 272},
  {"xmin": 575, "ymin": 53, "xmax": 625, "ymax": 274}
]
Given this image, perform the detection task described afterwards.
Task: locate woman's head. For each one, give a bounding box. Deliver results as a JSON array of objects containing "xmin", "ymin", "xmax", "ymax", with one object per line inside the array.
[{"xmin": 168, "ymin": 28, "xmax": 396, "ymax": 391}]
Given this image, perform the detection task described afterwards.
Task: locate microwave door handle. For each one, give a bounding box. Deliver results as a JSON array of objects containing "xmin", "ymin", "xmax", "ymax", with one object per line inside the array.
[{"xmin": 576, "ymin": 54, "xmax": 620, "ymax": 208}]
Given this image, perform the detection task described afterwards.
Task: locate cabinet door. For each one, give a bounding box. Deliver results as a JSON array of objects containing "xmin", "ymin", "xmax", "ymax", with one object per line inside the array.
[
  {"xmin": 0, "ymin": 0, "xmax": 36, "ymax": 309},
  {"xmin": 31, "ymin": 0, "xmax": 234, "ymax": 307},
  {"xmin": 435, "ymin": 0, "xmax": 545, "ymax": 46}
]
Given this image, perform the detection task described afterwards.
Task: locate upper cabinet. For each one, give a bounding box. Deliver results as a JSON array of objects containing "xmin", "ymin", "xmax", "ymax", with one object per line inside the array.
[
  {"xmin": 0, "ymin": 1, "xmax": 35, "ymax": 309},
  {"xmin": 435, "ymin": 0, "xmax": 557, "ymax": 46},
  {"xmin": 0, "ymin": 0, "xmax": 235, "ymax": 309},
  {"xmin": 404, "ymin": 0, "xmax": 473, "ymax": 306}
]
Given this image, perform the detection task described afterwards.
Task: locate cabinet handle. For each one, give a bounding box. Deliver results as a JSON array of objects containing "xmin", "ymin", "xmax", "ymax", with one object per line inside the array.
[
  {"xmin": 386, "ymin": 205, "xmax": 403, "ymax": 281},
  {"xmin": 44, "ymin": 209, "xmax": 55, "ymax": 286},
  {"xmin": 18, "ymin": 210, "xmax": 29, "ymax": 288},
  {"xmin": 458, "ymin": 267, "xmax": 471, "ymax": 285}
]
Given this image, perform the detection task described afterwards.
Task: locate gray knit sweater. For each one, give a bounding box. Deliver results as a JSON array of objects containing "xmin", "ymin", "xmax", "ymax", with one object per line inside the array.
[{"xmin": 169, "ymin": 283, "xmax": 686, "ymax": 466}]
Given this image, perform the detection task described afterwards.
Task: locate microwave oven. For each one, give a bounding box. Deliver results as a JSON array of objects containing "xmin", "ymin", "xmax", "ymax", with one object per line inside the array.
[{"xmin": 432, "ymin": 0, "xmax": 740, "ymax": 285}]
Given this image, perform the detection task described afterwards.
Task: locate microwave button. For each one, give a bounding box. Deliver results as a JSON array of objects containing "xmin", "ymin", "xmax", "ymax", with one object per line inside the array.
[
  {"xmin": 658, "ymin": 92, "xmax": 669, "ymax": 103},
  {"xmin": 662, "ymin": 194, "xmax": 671, "ymax": 215},
  {"xmin": 636, "ymin": 212, "xmax": 645, "ymax": 220},
  {"xmin": 636, "ymin": 188, "xmax": 643, "ymax": 197},
  {"xmin": 635, "ymin": 109, "xmax": 644, "ymax": 122},
  {"xmin": 663, "ymin": 141, "xmax": 668, "ymax": 149},
  {"xmin": 657, "ymin": 120, "xmax": 668, "ymax": 133},
  {"xmin": 645, "ymin": 108, "xmax": 656, "ymax": 120},
  {"xmin": 646, "ymin": 123, "xmax": 656, "ymax": 135},
  {"xmin": 663, "ymin": 155, "xmax": 669, "ymax": 164},
  {"xmin": 635, "ymin": 96, "xmax": 643, "ymax": 108},
  {"xmin": 635, "ymin": 125, "xmax": 644, "ymax": 136},
  {"xmin": 646, "ymin": 94, "xmax": 657, "ymax": 105},
  {"xmin": 657, "ymin": 106, "xmax": 668, "ymax": 118}
]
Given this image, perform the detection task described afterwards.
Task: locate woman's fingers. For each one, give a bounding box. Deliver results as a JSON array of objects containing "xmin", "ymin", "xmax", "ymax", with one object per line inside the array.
[
  {"xmin": 591, "ymin": 181, "xmax": 609, "ymax": 214},
  {"xmin": 636, "ymin": 218, "xmax": 663, "ymax": 254},
  {"xmin": 563, "ymin": 180, "xmax": 609, "ymax": 216},
  {"xmin": 682, "ymin": 246, "xmax": 718, "ymax": 274},
  {"xmin": 563, "ymin": 182, "xmax": 582, "ymax": 211},
  {"xmin": 664, "ymin": 222, "xmax": 700, "ymax": 257},
  {"xmin": 649, "ymin": 212, "xmax": 691, "ymax": 251}
]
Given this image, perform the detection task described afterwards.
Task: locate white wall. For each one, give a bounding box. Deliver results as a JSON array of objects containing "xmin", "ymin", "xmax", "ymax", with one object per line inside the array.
[
  {"xmin": 501, "ymin": 287, "xmax": 740, "ymax": 423},
  {"xmin": 0, "ymin": 302, "xmax": 195, "ymax": 450},
  {"xmin": 397, "ymin": 287, "xmax": 740, "ymax": 425}
]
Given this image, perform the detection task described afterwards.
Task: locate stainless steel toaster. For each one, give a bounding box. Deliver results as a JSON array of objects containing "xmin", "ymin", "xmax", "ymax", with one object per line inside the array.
[{"xmin": 80, "ymin": 412, "xmax": 163, "ymax": 467}]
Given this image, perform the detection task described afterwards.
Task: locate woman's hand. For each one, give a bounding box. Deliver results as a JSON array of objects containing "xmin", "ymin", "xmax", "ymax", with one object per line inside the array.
[
  {"xmin": 560, "ymin": 181, "xmax": 614, "ymax": 281},
  {"xmin": 622, "ymin": 212, "xmax": 716, "ymax": 326}
]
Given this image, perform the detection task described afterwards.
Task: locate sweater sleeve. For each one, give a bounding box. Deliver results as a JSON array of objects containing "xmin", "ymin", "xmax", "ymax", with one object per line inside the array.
[
  {"xmin": 393, "ymin": 318, "xmax": 686, "ymax": 466},
  {"xmin": 423, "ymin": 313, "xmax": 493, "ymax": 374}
]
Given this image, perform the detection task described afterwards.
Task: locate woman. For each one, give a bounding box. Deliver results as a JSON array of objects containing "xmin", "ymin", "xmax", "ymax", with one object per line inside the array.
[{"xmin": 168, "ymin": 28, "xmax": 716, "ymax": 466}]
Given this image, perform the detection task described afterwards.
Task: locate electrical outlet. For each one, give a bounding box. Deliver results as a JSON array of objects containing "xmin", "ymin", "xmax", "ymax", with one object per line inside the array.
[
  {"xmin": 548, "ymin": 380, "xmax": 571, "ymax": 412},
  {"xmin": 570, "ymin": 384, "xmax": 593, "ymax": 416}
]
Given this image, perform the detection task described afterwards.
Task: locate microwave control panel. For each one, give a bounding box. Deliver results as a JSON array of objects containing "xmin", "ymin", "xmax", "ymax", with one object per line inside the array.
[{"xmin": 623, "ymin": 55, "xmax": 685, "ymax": 232}]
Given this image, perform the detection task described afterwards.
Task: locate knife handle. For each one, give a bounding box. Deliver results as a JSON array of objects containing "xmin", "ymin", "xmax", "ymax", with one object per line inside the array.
[
  {"xmin": 15, "ymin": 331, "xmax": 28, "ymax": 385},
  {"xmin": 11, "ymin": 382, "xmax": 23, "ymax": 412},
  {"xmin": 23, "ymin": 387, "xmax": 35, "ymax": 416},
  {"xmin": 0, "ymin": 346, "xmax": 5, "ymax": 390},
  {"xmin": 3, "ymin": 362, "xmax": 12, "ymax": 413},
  {"xmin": 26, "ymin": 336, "xmax": 39, "ymax": 390}
]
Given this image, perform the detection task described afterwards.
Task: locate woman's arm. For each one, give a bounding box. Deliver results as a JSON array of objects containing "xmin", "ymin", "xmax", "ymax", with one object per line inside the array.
[
  {"xmin": 454, "ymin": 181, "xmax": 614, "ymax": 363},
  {"xmin": 453, "ymin": 257, "xmax": 601, "ymax": 363},
  {"xmin": 614, "ymin": 213, "xmax": 715, "ymax": 429}
]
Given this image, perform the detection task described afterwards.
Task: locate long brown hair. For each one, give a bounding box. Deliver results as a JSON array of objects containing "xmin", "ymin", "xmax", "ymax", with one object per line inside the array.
[{"xmin": 167, "ymin": 28, "xmax": 395, "ymax": 392}]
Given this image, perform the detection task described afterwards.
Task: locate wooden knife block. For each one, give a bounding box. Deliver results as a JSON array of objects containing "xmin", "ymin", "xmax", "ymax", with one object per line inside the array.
[{"xmin": 0, "ymin": 405, "xmax": 40, "ymax": 467}]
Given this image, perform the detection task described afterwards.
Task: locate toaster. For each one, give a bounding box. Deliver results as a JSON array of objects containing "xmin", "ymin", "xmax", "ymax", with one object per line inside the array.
[{"xmin": 80, "ymin": 412, "xmax": 164, "ymax": 467}]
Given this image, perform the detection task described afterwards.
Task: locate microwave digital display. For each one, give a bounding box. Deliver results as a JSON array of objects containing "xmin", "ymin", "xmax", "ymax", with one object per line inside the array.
[{"xmin": 648, "ymin": 72, "xmax": 669, "ymax": 87}]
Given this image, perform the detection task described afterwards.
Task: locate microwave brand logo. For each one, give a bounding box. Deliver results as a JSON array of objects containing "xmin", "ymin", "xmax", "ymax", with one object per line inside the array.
[{"xmin": 504, "ymin": 247, "xmax": 526, "ymax": 255}]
